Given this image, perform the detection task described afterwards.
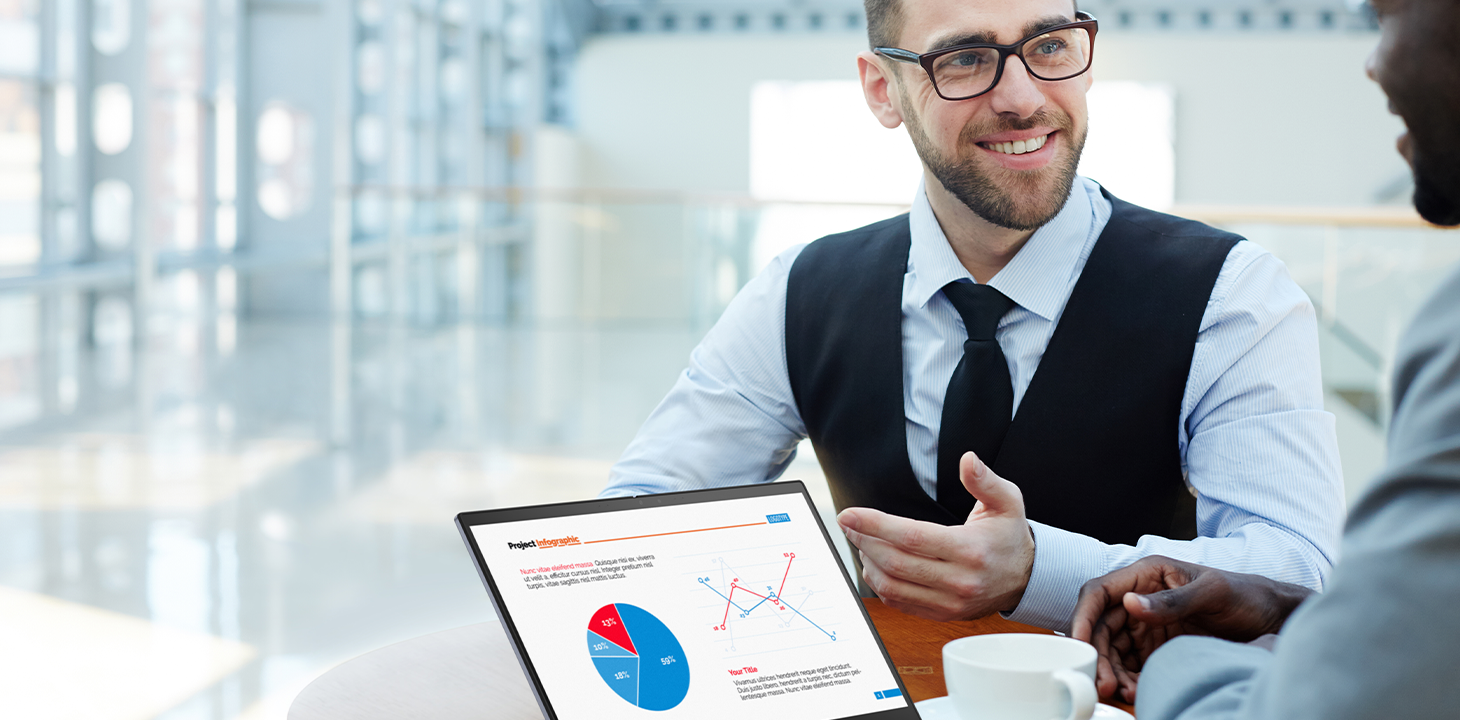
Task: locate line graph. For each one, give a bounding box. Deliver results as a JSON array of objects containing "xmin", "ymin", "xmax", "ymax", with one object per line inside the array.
[{"xmin": 690, "ymin": 548, "xmax": 841, "ymax": 656}]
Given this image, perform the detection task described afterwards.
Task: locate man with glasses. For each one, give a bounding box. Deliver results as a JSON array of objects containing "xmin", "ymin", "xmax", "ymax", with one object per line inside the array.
[{"xmin": 603, "ymin": 0, "xmax": 1344, "ymax": 631}]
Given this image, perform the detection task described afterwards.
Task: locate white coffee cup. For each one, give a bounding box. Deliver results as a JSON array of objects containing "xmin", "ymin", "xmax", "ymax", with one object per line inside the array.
[{"xmin": 943, "ymin": 633, "xmax": 1097, "ymax": 720}]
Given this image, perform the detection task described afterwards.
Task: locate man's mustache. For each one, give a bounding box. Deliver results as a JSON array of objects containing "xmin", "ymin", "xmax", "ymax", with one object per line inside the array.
[{"xmin": 959, "ymin": 111, "xmax": 1073, "ymax": 146}]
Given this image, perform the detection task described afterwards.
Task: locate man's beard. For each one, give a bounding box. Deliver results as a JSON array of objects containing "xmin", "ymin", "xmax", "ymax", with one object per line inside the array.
[
  {"xmin": 1411, "ymin": 150, "xmax": 1460, "ymax": 227},
  {"xmin": 903, "ymin": 103, "xmax": 1086, "ymax": 231}
]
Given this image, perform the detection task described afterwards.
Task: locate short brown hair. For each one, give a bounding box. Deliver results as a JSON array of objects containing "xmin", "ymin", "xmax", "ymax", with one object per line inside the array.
[
  {"xmin": 863, "ymin": 0, "xmax": 904, "ymax": 49},
  {"xmin": 864, "ymin": 0, "xmax": 1080, "ymax": 49}
]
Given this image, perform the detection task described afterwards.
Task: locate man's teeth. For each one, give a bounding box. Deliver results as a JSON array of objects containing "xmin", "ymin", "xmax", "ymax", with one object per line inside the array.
[{"xmin": 983, "ymin": 134, "xmax": 1049, "ymax": 155}]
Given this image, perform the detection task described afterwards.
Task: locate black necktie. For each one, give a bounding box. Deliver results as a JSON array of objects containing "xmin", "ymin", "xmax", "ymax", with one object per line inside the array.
[{"xmin": 936, "ymin": 281, "xmax": 1017, "ymax": 518}]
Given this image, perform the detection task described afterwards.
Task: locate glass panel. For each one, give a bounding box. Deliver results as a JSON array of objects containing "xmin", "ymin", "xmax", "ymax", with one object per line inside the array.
[
  {"xmin": 0, "ymin": 1, "xmax": 37, "ymax": 75},
  {"xmin": 90, "ymin": 179, "xmax": 133, "ymax": 251},
  {"xmin": 355, "ymin": 113, "xmax": 387, "ymax": 165},
  {"xmin": 255, "ymin": 102, "xmax": 314, "ymax": 221},
  {"xmin": 92, "ymin": 0, "xmax": 131, "ymax": 55},
  {"xmin": 56, "ymin": 0, "xmax": 77, "ymax": 78},
  {"xmin": 54, "ymin": 82, "xmax": 77, "ymax": 157},
  {"xmin": 216, "ymin": 89, "xmax": 237, "ymax": 202},
  {"xmin": 92, "ymin": 83, "xmax": 134, "ymax": 155},
  {"xmin": 357, "ymin": 0, "xmax": 384, "ymax": 27},
  {"xmin": 90, "ymin": 293, "xmax": 132, "ymax": 388},
  {"xmin": 147, "ymin": 0, "xmax": 205, "ymax": 252},
  {"xmin": 0, "ymin": 79, "xmax": 40, "ymax": 266},
  {"xmin": 357, "ymin": 40, "xmax": 386, "ymax": 95},
  {"xmin": 0, "ymin": 291, "xmax": 40, "ymax": 429}
]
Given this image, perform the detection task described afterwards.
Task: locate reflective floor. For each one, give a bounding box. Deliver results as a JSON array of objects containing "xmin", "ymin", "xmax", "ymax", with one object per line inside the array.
[{"xmin": 0, "ymin": 302, "xmax": 839, "ymax": 720}]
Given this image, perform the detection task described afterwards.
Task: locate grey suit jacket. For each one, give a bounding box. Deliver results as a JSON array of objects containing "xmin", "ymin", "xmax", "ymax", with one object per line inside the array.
[{"xmin": 1136, "ymin": 262, "xmax": 1460, "ymax": 720}]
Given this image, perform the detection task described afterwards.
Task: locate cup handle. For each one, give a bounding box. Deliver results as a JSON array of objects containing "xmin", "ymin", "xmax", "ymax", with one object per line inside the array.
[{"xmin": 1053, "ymin": 669, "xmax": 1097, "ymax": 720}]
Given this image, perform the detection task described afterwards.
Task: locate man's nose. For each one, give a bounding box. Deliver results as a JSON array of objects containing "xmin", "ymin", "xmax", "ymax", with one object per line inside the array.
[
  {"xmin": 985, "ymin": 56, "xmax": 1046, "ymax": 117},
  {"xmin": 1364, "ymin": 49, "xmax": 1379, "ymax": 83}
]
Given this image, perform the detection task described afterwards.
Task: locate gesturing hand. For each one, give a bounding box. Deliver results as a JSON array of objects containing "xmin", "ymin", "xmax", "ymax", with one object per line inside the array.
[
  {"xmin": 837, "ymin": 452, "xmax": 1035, "ymax": 622},
  {"xmin": 1069, "ymin": 556, "xmax": 1315, "ymax": 703}
]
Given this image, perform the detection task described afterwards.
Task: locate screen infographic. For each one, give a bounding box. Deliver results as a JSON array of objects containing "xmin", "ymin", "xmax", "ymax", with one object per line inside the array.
[{"xmin": 473, "ymin": 493, "xmax": 908, "ymax": 720}]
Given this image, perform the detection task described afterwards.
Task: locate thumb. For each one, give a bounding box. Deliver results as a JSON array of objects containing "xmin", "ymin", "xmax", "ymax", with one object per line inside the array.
[
  {"xmin": 1124, "ymin": 583, "xmax": 1202, "ymax": 625},
  {"xmin": 960, "ymin": 451, "xmax": 1024, "ymax": 519}
]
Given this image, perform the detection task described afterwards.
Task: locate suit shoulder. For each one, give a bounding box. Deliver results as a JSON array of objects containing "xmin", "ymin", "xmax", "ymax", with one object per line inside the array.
[{"xmin": 1390, "ymin": 263, "xmax": 1460, "ymax": 432}]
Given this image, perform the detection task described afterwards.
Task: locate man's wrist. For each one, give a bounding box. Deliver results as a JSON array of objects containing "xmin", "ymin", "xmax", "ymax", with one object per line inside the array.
[
  {"xmin": 1270, "ymin": 581, "xmax": 1316, "ymax": 630},
  {"xmin": 998, "ymin": 523, "xmax": 1037, "ymax": 614}
]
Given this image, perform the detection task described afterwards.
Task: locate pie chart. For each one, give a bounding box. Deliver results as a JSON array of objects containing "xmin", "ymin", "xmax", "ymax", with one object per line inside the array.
[{"xmin": 587, "ymin": 603, "xmax": 691, "ymax": 711}]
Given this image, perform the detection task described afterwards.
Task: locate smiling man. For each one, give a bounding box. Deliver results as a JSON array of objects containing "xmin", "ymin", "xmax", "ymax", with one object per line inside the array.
[{"xmin": 601, "ymin": 0, "xmax": 1345, "ymax": 631}]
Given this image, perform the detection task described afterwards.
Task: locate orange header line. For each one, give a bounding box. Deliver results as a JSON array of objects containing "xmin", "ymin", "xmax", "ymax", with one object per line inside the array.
[{"xmin": 583, "ymin": 521, "xmax": 768, "ymax": 544}]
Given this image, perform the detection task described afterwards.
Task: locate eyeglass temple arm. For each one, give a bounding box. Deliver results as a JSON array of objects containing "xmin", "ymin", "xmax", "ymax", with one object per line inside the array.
[{"xmin": 873, "ymin": 47, "xmax": 922, "ymax": 64}]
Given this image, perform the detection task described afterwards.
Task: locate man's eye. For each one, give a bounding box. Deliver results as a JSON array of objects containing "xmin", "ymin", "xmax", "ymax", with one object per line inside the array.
[
  {"xmin": 1032, "ymin": 39, "xmax": 1067, "ymax": 55},
  {"xmin": 948, "ymin": 52, "xmax": 987, "ymax": 67}
]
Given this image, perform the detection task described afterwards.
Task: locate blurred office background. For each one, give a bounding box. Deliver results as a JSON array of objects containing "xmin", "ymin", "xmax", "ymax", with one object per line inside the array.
[{"xmin": 0, "ymin": 0, "xmax": 1452, "ymax": 717}]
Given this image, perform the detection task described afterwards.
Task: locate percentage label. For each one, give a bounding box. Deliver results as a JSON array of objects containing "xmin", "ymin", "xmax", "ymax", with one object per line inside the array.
[
  {"xmin": 602, "ymin": 618, "xmax": 617, "ymax": 627},
  {"xmin": 615, "ymin": 671, "xmax": 630, "ymax": 680},
  {"xmin": 661, "ymin": 656, "xmax": 676, "ymax": 665},
  {"xmin": 593, "ymin": 643, "xmax": 609, "ymax": 651}
]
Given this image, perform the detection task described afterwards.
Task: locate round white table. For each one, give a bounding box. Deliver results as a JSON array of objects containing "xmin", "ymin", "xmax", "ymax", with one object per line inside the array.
[{"xmin": 288, "ymin": 621, "xmax": 544, "ymax": 720}]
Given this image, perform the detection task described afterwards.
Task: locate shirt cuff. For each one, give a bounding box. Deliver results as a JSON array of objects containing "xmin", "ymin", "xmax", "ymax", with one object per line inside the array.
[{"xmin": 1002, "ymin": 520, "xmax": 1108, "ymax": 631}]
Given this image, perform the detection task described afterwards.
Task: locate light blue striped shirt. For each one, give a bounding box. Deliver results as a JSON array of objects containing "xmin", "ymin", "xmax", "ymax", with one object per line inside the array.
[{"xmin": 604, "ymin": 177, "xmax": 1345, "ymax": 631}]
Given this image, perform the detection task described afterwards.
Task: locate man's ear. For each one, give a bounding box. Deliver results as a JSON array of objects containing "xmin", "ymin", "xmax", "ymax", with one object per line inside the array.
[{"xmin": 858, "ymin": 51, "xmax": 905, "ymax": 129}]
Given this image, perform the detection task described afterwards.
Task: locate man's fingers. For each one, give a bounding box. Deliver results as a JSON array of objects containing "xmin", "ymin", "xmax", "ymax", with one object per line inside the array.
[
  {"xmin": 1070, "ymin": 583, "xmax": 1113, "ymax": 642},
  {"xmin": 1071, "ymin": 560, "xmax": 1170, "ymax": 642},
  {"xmin": 1116, "ymin": 664, "xmax": 1140, "ymax": 705},
  {"xmin": 854, "ymin": 530, "xmax": 948, "ymax": 587},
  {"xmin": 838, "ymin": 507, "xmax": 957, "ymax": 559},
  {"xmin": 859, "ymin": 555, "xmax": 964, "ymax": 620},
  {"xmin": 1093, "ymin": 652, "xmax": 1120, "ymax": 699},
  {"xmin": 958, "ymin": 452, "xmax": 1025, "ymax": 519},
  {"xmin": 1089, "ymin": 609, "xmax": 1133, "ymax": 700}
]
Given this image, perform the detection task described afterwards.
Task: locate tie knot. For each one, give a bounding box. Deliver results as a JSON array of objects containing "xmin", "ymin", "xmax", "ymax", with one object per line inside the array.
[{"xmin": 942, "ymin": 281, "xmax": 1015, "ymax": 340}]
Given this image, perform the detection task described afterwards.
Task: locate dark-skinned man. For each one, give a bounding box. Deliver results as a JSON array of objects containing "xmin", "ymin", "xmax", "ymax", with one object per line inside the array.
[{"xmin": 1070, "ymin": 0, "xmax": 1460, "ymax": 716}]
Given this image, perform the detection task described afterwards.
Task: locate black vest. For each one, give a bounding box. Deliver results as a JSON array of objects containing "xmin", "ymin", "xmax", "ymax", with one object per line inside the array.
[{"xmin": 785, "ymin": 191, "xmax": 1239, "ymax": 546}]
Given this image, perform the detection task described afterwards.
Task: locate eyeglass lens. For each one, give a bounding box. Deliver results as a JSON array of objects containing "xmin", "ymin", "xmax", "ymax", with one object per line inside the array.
[{"xmin": 930, "ymin": 27, "xmax": 1092, "ymax": 99}]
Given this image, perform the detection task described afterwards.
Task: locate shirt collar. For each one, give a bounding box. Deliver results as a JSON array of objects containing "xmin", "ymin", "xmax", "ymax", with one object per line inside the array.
[{"xmin": 906, "ymin": 176, "xmax": 1106, "ymax": 322}]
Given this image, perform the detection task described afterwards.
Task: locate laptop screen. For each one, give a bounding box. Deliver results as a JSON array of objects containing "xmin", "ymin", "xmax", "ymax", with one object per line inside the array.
[{"xmin": 458, "ymin": 482, "xmax": 917, "ymax": 720}]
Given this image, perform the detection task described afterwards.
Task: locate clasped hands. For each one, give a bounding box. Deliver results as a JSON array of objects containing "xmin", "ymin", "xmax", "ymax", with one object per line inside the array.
[
  {"xmin": 837, "ymin": 451, "xmax": 1036, "ymax": 621},
  {"xmin": 1069, "ymin": 555, "xmax": 1315, "ymax": 704}
]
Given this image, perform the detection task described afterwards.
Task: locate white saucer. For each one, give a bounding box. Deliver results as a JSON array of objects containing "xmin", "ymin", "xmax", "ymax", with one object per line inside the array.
[{"xmin": 913, "ymin": 695, "xmax": 1134, "ymax": 720}]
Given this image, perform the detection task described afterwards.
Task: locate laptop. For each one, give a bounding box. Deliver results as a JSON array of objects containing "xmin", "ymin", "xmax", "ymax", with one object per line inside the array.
[{"xmin": 457, "ymin": 481, "xmax": 920, "ymax": 720}]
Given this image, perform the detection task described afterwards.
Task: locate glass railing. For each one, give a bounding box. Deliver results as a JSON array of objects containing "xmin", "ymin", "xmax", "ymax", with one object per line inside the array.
[{"xmin": 1, "ymin": 189, "xmax": 1456, "ymax": 502}]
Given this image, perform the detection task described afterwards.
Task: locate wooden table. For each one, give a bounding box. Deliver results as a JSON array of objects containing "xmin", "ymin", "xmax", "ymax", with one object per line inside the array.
[
  {"xmin": 289, "ymin": 598, "xmax": 1134, "ymax": 719},
  {"xmin": 862, "ymin": 600, "xmax": 1135, "ymax": 716}
]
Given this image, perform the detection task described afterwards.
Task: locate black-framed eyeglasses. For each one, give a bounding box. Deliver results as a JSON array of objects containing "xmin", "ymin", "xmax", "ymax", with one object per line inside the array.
[{"xmin": 874, "ymin": 12, "xmax": 1099, "ymax": 101}]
